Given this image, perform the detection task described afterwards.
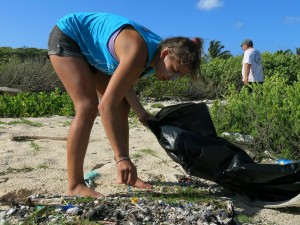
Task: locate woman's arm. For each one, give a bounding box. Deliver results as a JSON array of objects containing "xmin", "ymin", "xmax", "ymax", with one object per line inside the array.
[
  {"xmin": 98, "ymin": 27, "xmax": 149, "ymax": 185},
  {"xmin": 125, "ymin": 87, "xmax": 149, "ymax": 125}
]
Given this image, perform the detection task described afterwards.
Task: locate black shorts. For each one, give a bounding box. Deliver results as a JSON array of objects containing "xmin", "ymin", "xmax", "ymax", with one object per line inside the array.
[{"xmin": 48, "ymin": 25, "xmax": 84, "ymax": 58}]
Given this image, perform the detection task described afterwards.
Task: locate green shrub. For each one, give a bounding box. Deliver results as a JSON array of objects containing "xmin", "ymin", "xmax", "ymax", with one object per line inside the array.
[
  {"xmin": 136, "ymin": 76, "xmax": 192, "ymax": 100},
  {"xmin": 0, "ymin": 89, "xmax": 74, "ymax": 117},
  {"xmin": 262, "ymin": 52, "xmax": 300, "ymax": 83},
  {"xmin": 200, "ymin": 52, "xmax": 300, "ymax": 99},
  {"xmin": 200, "ymin": 55, "xmax": 243, "ymax": 98},
  {"xmin": 210, "ymin": 75, "xmax": 300, "ymax": 159},
  {"xmin": 1, "ymin": 47, "xmax": 299, "ymax": 101}
]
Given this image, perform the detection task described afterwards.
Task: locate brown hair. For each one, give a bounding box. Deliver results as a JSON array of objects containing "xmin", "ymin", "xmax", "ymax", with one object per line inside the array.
[{"xmin": 158, "ymin": 37, "xmax": 203, "ymax": 79}]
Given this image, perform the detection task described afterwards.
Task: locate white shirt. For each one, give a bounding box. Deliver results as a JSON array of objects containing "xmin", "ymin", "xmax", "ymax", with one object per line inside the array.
[{"xmin": 242, "ymin": 48, "xmax": 264, "ymax": 82}]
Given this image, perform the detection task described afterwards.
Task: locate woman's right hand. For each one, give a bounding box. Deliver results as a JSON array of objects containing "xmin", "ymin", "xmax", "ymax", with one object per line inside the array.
[{"xmin": 116, "ymin": 158, "xmax": 137, "ymax": 186}]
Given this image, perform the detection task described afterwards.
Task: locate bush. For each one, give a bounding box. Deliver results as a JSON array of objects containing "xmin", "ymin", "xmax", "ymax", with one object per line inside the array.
[
  {"xmin": 135, "ymin": 76, "xmax": 192, "ymax": 100},
  {"xmin": 1, "ymin": 48, "xmax": 299, "ymax": 101},
  {"xmin": 210, "ymin": 75, "xmax": 300, "ymax": 160},
  {"xmin": 0, "ymin": 58, "xmax": 63, "ymax": 92},
  {"xmin": 262, "ymin": 52, "xmax": 300, "ymax": 83},
  {"xmin": 200, "ymin": 53, "xmax": 300, "ymax": 99},
  {"xmin": 200, "ymin": 55, "xmax": 243, "ymax": 99},
  {"xmin": 0, "ymin": 89, "xmax": 74, "ymax": 117}
]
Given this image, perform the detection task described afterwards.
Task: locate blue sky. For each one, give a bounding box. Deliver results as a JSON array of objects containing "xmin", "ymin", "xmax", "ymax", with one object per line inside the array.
[{"xmin": 1, "ymin": 0, "xmax": 299, "ymax": 56}]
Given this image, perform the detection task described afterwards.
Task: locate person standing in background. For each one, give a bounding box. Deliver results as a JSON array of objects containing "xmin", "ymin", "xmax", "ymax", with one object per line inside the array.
[{"xmin": 241, "ymin": 39, "xmax": 264, "ymax": 91}]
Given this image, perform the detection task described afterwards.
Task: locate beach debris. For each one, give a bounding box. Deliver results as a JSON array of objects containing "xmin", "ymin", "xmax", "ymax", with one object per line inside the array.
[
  {"xmin": 0, "ymin": 87, "xmax": 22, "ymax": 95},
  {"xmin": 84, "ymin": 170, "xmax": 101, "ymax": 188},
  {"xmin": 221, "ymin": 132, "xmax": 254, "ymax": 145},
  {"xmin": 0, "ymin": 193, "xmax": 239, "ymax": 224}
]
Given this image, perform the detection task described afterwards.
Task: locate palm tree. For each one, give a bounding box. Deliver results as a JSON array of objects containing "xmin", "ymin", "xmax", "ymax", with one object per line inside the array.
[
  {"xmin": 207, "ymin": 40, "xmax": 232, "ymax": 60},
  {"xmin": 296, "ymin": 48, "xmax": 300, "ymax": 56}
]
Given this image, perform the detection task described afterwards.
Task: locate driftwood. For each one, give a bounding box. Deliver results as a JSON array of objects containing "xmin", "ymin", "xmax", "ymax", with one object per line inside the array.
[
  {"xmin": 1, "ymin": 195, "xmax": 84, "ymax": 207},
  {"xmin": 0, "ymin": 87, "xmax": 23, "ymax": 95},
  {"xmin": 29, "ymin": 197, "xmax": 64, "ymax": 206},
  {"xmin": 11, "ymin": 135, "xmax": 67, "ymax": 142},
  {"xmin": 0, "ymin": 197, "xmax": 63, "ymax": 206}
]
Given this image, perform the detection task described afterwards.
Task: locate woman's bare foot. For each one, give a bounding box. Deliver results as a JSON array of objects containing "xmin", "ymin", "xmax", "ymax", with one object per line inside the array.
[
  {"xmin": 67, "ymin": 184, "xmax": 103, "ymax": 197},
  {"xmin": 133, "ymin": 178, "xmax": 152, "ymax": 189}
]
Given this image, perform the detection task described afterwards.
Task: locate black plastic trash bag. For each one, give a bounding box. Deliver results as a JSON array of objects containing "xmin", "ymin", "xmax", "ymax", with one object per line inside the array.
[{"xmin": 147, "ymin": 102, "xmax": 300, "ymax": 202}]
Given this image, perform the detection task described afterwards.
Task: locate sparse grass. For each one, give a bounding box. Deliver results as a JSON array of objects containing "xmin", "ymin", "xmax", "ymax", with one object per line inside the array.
[
  {"xmin": 0, "ymin": 166, "xmax": 34, "ymax": 175},
  {"xmin": 30, "ymin": 141, "xmax": 41, "ymax": 154},
  {"xmin": 88, "ymin": 138, "xmax": 98, "ymax": 143},
  {"xmin": 129, "ymin": 117, "xmax": 140, "ymax": 128},
  {"xmin": 150, "ymin": 103, "xmax": 164, "ymax": 108},
  {"xmin": 128, "ymin": 109, "xmax": 135, "ymax": 118},
  {"xmin": 139, "ymin": 148, "xmax": 157, "ymax": 157},
  {"xmin": 131, "ymin": 185, "xmax": 227, "ymax": 208},
  {"xmin": 37, "ymin": 164, "xmax": 49, "ymax": 169},
  {"xmin": 236, "ymin": 214, "xmax": 257, "ymax": 224},
  {"xmin": 132, "ymin": 148, "xmax": 159, "ymax": 163},
  {"xmin": 0, "ymin": 118, "xmax": 43, "ymax": 127},
  {"xmin": 131, "ymin": 152, "xmax": 143, "ymax": 159},
  {"xmin": 132, "ymin": 148, "xmax": 171, "ymax": 167},
  {"xmin": 128, "ymin": 109, "xmax": 153, "ymax": 128},
  {"xmin": 62, "ymin": 120, "xmax": 71, "ymax": 127}
]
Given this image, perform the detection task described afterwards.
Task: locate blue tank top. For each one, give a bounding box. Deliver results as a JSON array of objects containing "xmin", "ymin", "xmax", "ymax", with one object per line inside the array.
[{"xmin": 56, "ymin": 12, "xmax": 162, "ymax": 76}]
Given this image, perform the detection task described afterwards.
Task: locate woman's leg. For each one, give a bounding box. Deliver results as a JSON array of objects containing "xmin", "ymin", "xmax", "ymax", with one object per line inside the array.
[
  {"xmin": 49, "ymin": 55, "xmax": 101, "ymax": 197},
  {"xmin": 92, "ymin": 74, "xmax": 152, "ymax": 189}
]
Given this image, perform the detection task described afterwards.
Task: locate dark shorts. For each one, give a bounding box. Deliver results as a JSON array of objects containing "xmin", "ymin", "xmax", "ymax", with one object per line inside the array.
[
  {"xmin": 47, "ymin": 25, "xmax": 98, "ymax": 73},
  {"xmin": 244, "ymin": 81, "xmax": 263, "ymax": 93},
  {"xmin": 48, "ymin": 25, "xmax": 84, "ymax": 58}
]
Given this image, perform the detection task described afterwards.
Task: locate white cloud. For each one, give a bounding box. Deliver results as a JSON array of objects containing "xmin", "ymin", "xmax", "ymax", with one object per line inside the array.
[
  {"xmin": 234, "ymin": 21, "xmax": 243, "ymax": 28},
  {"xmin": 284, "ymin": 16, "xmax": 300, "ymax": 24},
  {"xmin": 197, "ymin": 0, "xmax": 224, "ymax": 11}
]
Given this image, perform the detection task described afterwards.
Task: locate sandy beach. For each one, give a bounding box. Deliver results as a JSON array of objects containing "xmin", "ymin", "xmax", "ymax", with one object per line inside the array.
[{"xmin": 0, "ymin": 101, "xmax": 299, "ymax": 224}]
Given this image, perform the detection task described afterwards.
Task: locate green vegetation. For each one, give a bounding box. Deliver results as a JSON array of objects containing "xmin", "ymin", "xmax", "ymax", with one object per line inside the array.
[
  {"xmin": 210, "ymin": 75, "xmax": 300, "ymax": 160},
  {"xmin": 37, "ymin": 164, "xmax": 49, "ymax": 169},
  {"xmin": 131, "ymin": 152, "xmax": 143, "ymax": 159},
  {"xmin": 236, "ymin": 214, "xmax": 257, "ymax": 224},
  {"xmin": 30, "ymin": 141, "xmax": 41, "ymax": 154},
  {"xmin": 139, "ymin": 148, "xmax": 157, "ymax": 157},
  {"xmin": 0, "ymin": 167, "xmax": 34, "ymax": 175},
  {"xmin": 132, "ymin": 148, "xmax": 157, "ymax": 160},
  {"xmin": 135, "ymin": 75, "xmax": 193, "ymax": 100},
  {"xmin": 62, "ymin": 120, "xmax": 72, "ymax": 127},
  {"xmin": 0, "ymin": 89, "xmax": 74, "ymax": 117},
  {"xmin": 140, "ymin": 186, "xmax": 227, "ymax": 206},
  {"xmin": 0, "ymin": 118, "xmax": 43, "ymax": 127},
  {"xmin": 150, "ymin": 103, "xmax": 165, "ymax": 108},
  {"xmin": 1, "ymin": 46, "xmax": 299, "ymax": 100},
  {"xmin": 22, "ymin": 206, "xmax": 55, "ymax": 225}
]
